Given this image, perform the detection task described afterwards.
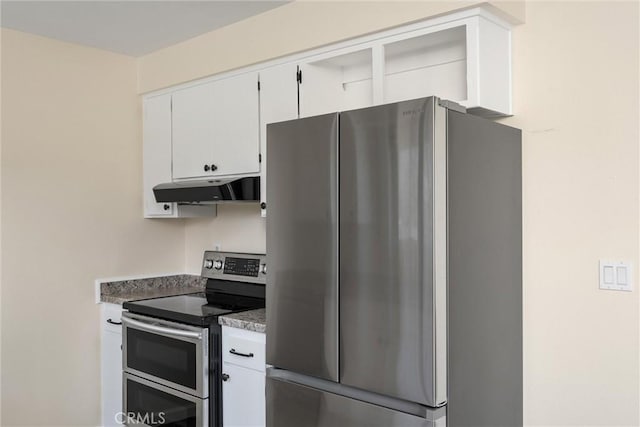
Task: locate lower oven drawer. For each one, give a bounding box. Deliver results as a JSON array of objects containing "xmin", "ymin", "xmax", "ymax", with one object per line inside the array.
[
  {"xmin": 122, "ymin": 312, "xmax": 209, "ymax": 398},
  {"xmin": 124, "ymin": 372, "xmax": 208, "ymax": 427}
]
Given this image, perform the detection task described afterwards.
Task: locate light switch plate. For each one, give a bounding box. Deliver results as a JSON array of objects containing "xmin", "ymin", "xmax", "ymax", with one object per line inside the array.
[{"xmin": 599, "ymin": 260, "xmax": 632, "ymax": 291}]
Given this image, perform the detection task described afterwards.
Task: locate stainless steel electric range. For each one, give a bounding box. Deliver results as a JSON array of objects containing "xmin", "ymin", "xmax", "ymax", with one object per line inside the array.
[{"xmin": 122, "ymin": 251, "xmax": 266, "ymax": 427}]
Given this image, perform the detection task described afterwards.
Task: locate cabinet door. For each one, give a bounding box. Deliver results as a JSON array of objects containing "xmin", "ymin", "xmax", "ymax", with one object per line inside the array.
[
  {"xmin": 209, "ymin": 72, "xmax": 261, "ymax": 178},
  {"xmin": 258, "ymin": 64, "xmax": 299, "ymax": 216},
  {"xmin": 172, "ymin": 82, "xmax": 217, "ymax": 179},
  {"xmin": 172, "ymin": 74, "xmax": 260, "ymax": 180},
  {"xmin": 143, "ymin": 94, "xmax": 174, "ymax": 217},
  {"xmin": 101, "ymin": 330, "xmax": 123, "ymax": 427},
  {"xmin": 222, "ymin": 363, "xmax": 265, "ymax": 427},
  {"xmin": 101, "ymin": 304, "xmax": 123, "ymax": 426}
]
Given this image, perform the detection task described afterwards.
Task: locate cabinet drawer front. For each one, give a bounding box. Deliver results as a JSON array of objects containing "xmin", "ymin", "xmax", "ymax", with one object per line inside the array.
[
  {"xmin": 222, "ymin": 327, "xmax": 265, "ymax": 372},
  {"xmin": 101, "ymin": 303, "xmax": 123, "ymax": 334}
]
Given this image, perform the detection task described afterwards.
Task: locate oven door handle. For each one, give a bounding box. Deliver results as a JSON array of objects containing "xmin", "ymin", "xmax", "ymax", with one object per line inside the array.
[{"xmin": 122, "ymin": 316, "xmax": 203, "ymax": 340}]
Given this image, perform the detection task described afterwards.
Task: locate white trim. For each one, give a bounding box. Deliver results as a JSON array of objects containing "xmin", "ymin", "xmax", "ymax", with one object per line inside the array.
[{"xmin": 464, "ymin": 18, "xmax": 480, "ymax": 110}]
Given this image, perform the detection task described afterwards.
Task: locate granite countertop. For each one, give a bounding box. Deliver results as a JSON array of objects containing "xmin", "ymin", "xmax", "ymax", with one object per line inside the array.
[
  {"xmin": 100, "ymin": 274, "xmax": 206, "ymax": 304},
  {"xmin": 219, "ymin": 308, "xmax": 266, "ymax": 333}
]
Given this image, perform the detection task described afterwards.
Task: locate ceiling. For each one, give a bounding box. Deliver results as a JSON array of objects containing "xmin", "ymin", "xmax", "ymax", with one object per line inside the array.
[{"xmin": 0, "ymin": 1, "xmax": 288, "ymax": 57}]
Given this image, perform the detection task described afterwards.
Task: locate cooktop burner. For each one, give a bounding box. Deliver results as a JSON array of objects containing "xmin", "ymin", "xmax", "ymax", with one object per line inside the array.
[{"xmin": 123, "ymin": 251, "xmax": 266, "ymax": 326}]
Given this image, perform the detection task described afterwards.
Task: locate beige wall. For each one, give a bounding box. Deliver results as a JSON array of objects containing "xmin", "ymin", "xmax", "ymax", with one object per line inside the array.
[
  {"xmin": 1, "ymin": 1, "xmax": 637, "ymax": 426},
  {"xmin": 0, "ymin": 29, "xmax": 186, "ymax": 426},
  {"xmin": 184, "ymin": 205, "xmax": 266, "ymax": 274},
  {"xmin": 139, "ymin": 1, "xmax": 640, "ymax": 426},
  {"xmin": 502, "ymin": 2, "xmax": 639, "ymax": 424}
]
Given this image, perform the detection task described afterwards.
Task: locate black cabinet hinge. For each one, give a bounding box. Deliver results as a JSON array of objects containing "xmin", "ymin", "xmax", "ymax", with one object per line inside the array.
[
  {"xmin": 259, "ymin": 154, "xmax": 262, "ymax": 163},
  {"xmin": 297, "ymin": 69, "xmax": 302, "ymax": 84},
  {"xmin": 258, "ymin": 80, "xmax": 261, "ymax": 91}
]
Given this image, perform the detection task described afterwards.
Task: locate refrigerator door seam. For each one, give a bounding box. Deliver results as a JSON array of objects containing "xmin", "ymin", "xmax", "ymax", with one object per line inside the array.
[{"xmin": 433, "ymin": 99, "xmax": 448, "ymax": 406}]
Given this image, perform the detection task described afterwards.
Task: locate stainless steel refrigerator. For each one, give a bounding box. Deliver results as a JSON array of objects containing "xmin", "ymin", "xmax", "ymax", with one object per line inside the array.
[{"xmin": 265, "ymin": 97, "xmax": 522, "ymax": 427}]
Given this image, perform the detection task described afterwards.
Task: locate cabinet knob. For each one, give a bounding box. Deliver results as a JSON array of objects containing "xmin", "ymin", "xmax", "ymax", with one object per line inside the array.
[
  {"xmin": 222, "ymin": 373, "xmax": 230, "ymax": 382},
  {"xmin": 211, "ymin": 164, "xmax": 218, "ymax": 172},
  {"xmin": 163, "ymin": 204, "xmax": 170, "ymax": 211},
  {"xmin": 204, "ymin": 165, "xmax": 210, "ymax": 172}
]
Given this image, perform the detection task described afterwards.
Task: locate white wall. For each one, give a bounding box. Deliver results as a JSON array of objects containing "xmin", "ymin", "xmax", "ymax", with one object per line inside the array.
[
  {"xmin": 139, "ymin": 1, "xmax": 640, "ymax": 425},
  {"xmin": 0, "ymin": 29, "xmax": 186, "ymax": 426}
]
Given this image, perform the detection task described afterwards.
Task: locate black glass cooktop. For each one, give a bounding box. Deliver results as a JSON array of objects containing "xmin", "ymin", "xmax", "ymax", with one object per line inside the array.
[{"xmin": 123, "ymin": 290, "xmax": 265, "ymax": 327}]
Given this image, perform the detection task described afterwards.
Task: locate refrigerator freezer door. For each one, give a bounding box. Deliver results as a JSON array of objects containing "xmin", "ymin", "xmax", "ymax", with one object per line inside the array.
[
  {"xmin": 266, "ymin": 113, "xmax": 339, "ymax": 382},
  {"xmin": 339, "ymin": 97, "xmax": 447, "ymax": 407},
  {"xmin": 267, "ymin": 375, "xmax": 446, "ymax": 427}
]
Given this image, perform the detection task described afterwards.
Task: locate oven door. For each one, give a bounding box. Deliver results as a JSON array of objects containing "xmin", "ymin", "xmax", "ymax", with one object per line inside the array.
[
  {"xmin": 124, "ymin": 372, "xmax": 208, "ymax": 427},
  {"xmin": 122, "ymin": 312, "xmax": 209, "ymax": 398}
]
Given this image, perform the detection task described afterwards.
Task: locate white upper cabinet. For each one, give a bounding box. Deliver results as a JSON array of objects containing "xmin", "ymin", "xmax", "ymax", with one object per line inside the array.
[
  {"xmin": 141, "ymin": 6, "xmax": 514, "ymax": 218},
  {"xmin": 171, "ymin": 82, "xmax": 216, "ymax": 179},
  {"xmin": 172, "ymin": 72, "xmax": 260, "ymax": 180},
  {"xmin": 297, "ymin": 8, "xmax": 512, "ymax": 118},
  {"xmin": 258, "ymin": 63, "xmax": 299, "ymax": 217},
  {"xmin": 143, "ymin": 94, "xmax": 216, "ymax": 218},
  {"xmin": 383, "ymin": 26, "xmax": 467, "ymax": 105},
  {"xmin": 299, "ymin": 48, "xmax": 374, "ymax": 118},
  {"xmin": 143, "ymin": 94, "xmax": 174, "ymax": 217},
  {"xmin": 380, "ymin": 13, "xmax": 512, "ymax": 116}
]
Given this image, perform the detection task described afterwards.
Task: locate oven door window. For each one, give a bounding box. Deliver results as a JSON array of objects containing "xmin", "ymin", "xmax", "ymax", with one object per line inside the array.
[
  {"xmin": 125, "ymin": 374, "xmax": 206, "ymax": 427},
  {"xmin": 127, "ymin": 328, "xmax": 199, "ymax": 390}
]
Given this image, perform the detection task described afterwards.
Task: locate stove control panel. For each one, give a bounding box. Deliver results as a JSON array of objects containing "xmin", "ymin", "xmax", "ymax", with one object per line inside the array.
[
  {"xmin": 201, "ymin": 251, "xmax": 266, "ymax": 284},
  {"xmin": 223, "ymin": 257, "xmax": 260, "ymax": 276}
]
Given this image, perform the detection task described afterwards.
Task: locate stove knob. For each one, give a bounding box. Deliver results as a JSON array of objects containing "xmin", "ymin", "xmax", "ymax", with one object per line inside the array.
[
  {"xmin": 213, "ymin": 260, "xmax": 224, "ymax": 270},
  {"xmin": 204, "ymin": 259, "xmax": 214, "ymax": 269},
  {"xmin": 260, "ymin": 264, "xmax": 267, "ymax": 275}
]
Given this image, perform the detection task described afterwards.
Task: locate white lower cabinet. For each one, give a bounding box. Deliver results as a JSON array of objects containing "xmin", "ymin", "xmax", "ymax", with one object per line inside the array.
[
  {"xmin": 222, "ymin": 326, "xmax": 266, "ymax": 427},
  {"xmin": 222, "ymin": 363, "xmax": 265, "ymax": 427},
  {"xmin": 100, "ymin": 303, "xmax": 123, "ymax": 427}
]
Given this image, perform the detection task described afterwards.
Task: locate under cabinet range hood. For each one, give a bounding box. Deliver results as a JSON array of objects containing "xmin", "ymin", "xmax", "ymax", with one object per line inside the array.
[{"xmin": 153, "ymin": 176, "xmax": 260, "ymax": 204}]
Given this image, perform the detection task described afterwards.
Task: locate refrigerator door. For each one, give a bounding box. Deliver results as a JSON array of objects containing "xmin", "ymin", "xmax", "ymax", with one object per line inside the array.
[
  {"xmin": 266, "ymin": 113, "xmax": 339, "ymax": 382},
  {"xmin": 447, "ymin": 110, "xmax": 523, "ymax": 426},
  {"xmin": 267, "ymin": 374, "xmax": 446, "ymax": 427},
  {"xmin": 339, "ymin": 97, "xmax": 447, "ymax": 406}
]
